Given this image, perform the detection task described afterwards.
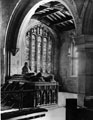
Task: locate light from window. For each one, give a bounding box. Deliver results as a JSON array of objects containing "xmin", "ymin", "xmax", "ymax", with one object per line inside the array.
[
  {"xmin": 25, "ymin": 25, "xmax": 53, "ymax": 73},
  {"xmin": 31, "ymin": 34, "xmax": 36, "ymax": 72},
  {"xmin": 37, "ymin": 36, "xmax": 42, "ymax": 72},
  {"xmin": 70, "ymin": 42, "xmax": 78, "ymax": 77}
]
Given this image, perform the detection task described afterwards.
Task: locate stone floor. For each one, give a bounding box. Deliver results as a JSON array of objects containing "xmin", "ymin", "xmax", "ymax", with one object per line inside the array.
[
  {"xmin": 43, "ymin": 92, "xmax": 77, "ymax": 120},
  {"xmin": 43, "ymin": 106, "xmax": 65, "ymax": 120},
  {"xmin": 1, "ymin": 92, "xmax": 93, "ymax": 120}
]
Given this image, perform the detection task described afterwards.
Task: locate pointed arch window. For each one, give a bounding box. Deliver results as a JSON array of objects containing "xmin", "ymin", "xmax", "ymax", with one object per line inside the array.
[
  {"xmin": 42, "ymin": 37, "xmax": 47, "ymax": 73},
  {"xmin": 37, "ymin": 36, "xmax": 42, "ymax": 72},
  {"xmin": 31, "ymin": 34, "xmax": 36, "ymax": 72},
  {"xmin": 47, "ymin": 37, "xmax": 52, "ymax": 73},
  {"xmin": 69, "ymin": 41, "xmax": 78, "ymax": 77},
  {"xmin": 25, "ymin": 25, "xmax": 54, "ymax": 73}
]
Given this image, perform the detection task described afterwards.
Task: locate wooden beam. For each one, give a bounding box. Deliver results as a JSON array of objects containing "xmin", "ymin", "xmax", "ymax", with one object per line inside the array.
[
  {"xmin": 35, "ymin": 1, "xmax": 63, "ymax": 13},
  {"xmin": 34, "ymin": 9, "xmax": 59, "ymax": 17},
  {"xmin": 35, "ymin": 5, "xmax": 48, "ymax": 13},
  {"xmin": 58, "ymin": 23, "xmax": 75, "ymax": 31},
  {"xmin": 49, "ymin": 15, "xmax": 73, "ymax": 26}
]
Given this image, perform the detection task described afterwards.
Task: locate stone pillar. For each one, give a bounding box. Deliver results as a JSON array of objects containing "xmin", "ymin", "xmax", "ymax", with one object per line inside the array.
[{"xmin": 75, "ymin": 35, "xmax": 93, "ymax": 108}]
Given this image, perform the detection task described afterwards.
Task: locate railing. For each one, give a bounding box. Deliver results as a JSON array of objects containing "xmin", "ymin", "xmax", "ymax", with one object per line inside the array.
[
  {"xmin": 1, "ymin": 83, "xmax": 58, "ymax": 110},
  {"xmin": 1, "ymin": 90, "xmax": 34, "ymax": 110}
]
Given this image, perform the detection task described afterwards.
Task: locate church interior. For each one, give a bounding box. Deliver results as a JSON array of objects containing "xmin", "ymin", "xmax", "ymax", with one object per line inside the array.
[{"xmin": 0, "ymin": 0, "xmax": 93, "ymax": 119}]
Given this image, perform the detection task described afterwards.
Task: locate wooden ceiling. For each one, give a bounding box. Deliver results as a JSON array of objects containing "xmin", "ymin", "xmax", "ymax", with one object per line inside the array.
[{"xmin": 32, "ymin": 1, "xmax": 75, "ymax": 32}]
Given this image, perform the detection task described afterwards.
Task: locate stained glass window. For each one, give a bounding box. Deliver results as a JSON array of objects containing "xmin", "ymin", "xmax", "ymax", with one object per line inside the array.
[
  {"xmin": 42, "ymin": 37, "xmax": 47, "ymax": 73},
  {"xmin": 25, "ymin": 25, "xmax": 54, "ymax": 73},
  {"xmin": 31, "ymin": 34, "xmax": 36, "ymax": 72},
  {"xmin": 47, "ymin": 37, "xmax": 52, "ymax": 73},
  {"xmin": 37, "ymin": 36, "xmax": 42, "ymax": 72}
]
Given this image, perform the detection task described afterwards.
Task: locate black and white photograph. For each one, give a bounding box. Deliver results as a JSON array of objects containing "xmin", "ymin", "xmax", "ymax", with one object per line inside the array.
[{"xmin": 0, "ymin": 0, "xmax": 93, "ymax": 119}]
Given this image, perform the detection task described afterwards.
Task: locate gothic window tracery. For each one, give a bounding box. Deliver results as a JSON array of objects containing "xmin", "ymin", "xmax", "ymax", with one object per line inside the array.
[{"xmin": 25, "ymin": 25, "xmax": 54, "ymax": 73}]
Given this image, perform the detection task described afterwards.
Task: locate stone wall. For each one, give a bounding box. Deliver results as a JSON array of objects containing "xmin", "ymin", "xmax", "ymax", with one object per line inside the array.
[
  {"xmin": 0, "ymin": 0, "xmax": 91, "ymax": 94},
  {"xmin": 56, "ymin": 31, "xmax": 78, "ymax": 93},
  {"xmin": 0, "ymin": 0, "xmax": 80, "ymax": 90},
  {"xmin": 0, "ymin": 0, "xmax": 19, "ymax": 85}
]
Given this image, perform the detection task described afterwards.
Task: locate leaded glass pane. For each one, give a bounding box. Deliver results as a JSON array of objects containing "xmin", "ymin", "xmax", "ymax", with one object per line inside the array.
[
  {"xmin": 42, "ymin": 37, "xmax": 47, "ymax": 73},
  {"xmin": 37, "ymin": 26, "xmax": 40, "ymax": 35},
  {"xmin": 47, "ymin": 39, "xmax": 52, "ymax": 73},
  {"xmin": 37, "ymin": 36, "xmax": 42, "ymax": 72},
  {"xmin": 26, "ymin": 25, "xmax": 53, "ymax": 74},
  {"xmin": 34, "ymin": 27, "xmax": 37, "ymax": 34},
  {"xmin": 31, "ymin": 34, "xmax": 36, "ymax": 72},
  {"xmin": 40, "ymin": 27, "xmax": 42, "ymax": 35}
]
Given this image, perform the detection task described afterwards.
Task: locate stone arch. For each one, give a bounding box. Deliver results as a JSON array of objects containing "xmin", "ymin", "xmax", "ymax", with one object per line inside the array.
[
  {"xmin": 5, "ymin": 0, "xmax": 81, "ymax": 55},
  {"xmin": 4, "ymin": 0, "xmax": 81, "ymax": 79}
]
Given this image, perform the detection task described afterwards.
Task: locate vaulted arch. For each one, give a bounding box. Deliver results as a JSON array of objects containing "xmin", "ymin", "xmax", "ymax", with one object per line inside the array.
[{"xmin": 5, "ymin": 0, "xmax": 80, "ymax": 56}]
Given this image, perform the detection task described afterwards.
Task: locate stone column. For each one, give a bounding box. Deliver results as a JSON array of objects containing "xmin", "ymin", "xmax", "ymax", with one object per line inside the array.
[{"xmin": 75, "ymin": 35, "xmax": 93, "ymax": 108}]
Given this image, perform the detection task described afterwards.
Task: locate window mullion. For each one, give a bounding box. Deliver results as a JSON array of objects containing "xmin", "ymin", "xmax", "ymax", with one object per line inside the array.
[
  {"xmin": 46, "ymin": 36, "xmax": 48, "ymax": 73},
  {"xmin": 29, "ymin": 30, "xmax": 31, "ymax": 68},
  {"xmin": 27, "ymin": 25, "xmax": 54, "ymax": 74}
]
